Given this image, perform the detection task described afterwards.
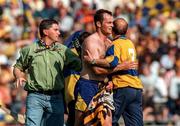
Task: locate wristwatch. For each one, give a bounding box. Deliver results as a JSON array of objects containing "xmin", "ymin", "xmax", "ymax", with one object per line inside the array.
[{"xmin": 91, "ymin": 59, "xmax": 96, "ymax": 65}]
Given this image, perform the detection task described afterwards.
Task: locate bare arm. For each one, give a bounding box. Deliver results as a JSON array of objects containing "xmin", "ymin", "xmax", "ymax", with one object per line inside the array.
[
  {"xmin": 84, "ymin": 49, "xmax": 138, "ymax": 71},
  {"xmin": 83, "ymin": 36, "xmax": 138, "ymax": 75},
  {"xmin": 94, "ymin": 59, "xmax": 110, "ymax": 67},
  {"xmin": 92, "ymin": 61, "xmax": 138, "ymax": 75},
  {"xmin": 84, "ymin": 38, "xmax": 113, "ymax": 68},
  {"xmin": 13, "ymin": 67, "xmax": 26, "ymax": 88},
  {"xmin": 84, "ymin": 49, "xmax": 110, "ymax": 67},
  {"xmin": 82, "ymin": 36, "xmax": 109, "ymax": 74}
]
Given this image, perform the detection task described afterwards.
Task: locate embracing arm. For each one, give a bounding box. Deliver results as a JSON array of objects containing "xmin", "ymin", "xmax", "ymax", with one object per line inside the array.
[
  {"xmin": 92, "ymin": 61, "xmax": 138, "ymax": 75},
  {"xmin": 84, "ymin": 49, "xmax": 138, "ymax": 74},
  {"xmin": 84, "ymin": 55, "xmax": 110, "ymax": 68},
  {"xmin": 82, "ymin": 36, "xmax": 110, "ymax": 74},
  {"xmin": 84, "ymin": 45, "xmax": 117, "ymax": 68},
  {"xmin": 83, "ymin": 36, "xmax": 138, "ymax": 75}
]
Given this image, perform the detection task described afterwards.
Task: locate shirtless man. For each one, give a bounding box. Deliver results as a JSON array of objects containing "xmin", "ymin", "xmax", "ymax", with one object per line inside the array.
[
  {"xmin": 84, "ymin": 18, "xmax": 143, "ymax": 126},
  {"xmin": 74, "ymin": 10, "xmax": 137, "ymax": 126},
  {"xmin": 74, "ymin": 9, "xmax": 113, "ymax": 126}
]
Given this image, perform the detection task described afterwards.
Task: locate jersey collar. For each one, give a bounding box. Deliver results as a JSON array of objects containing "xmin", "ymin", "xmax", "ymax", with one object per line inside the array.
[{"xmin": 113, "ymin": 35, "xmax": 126, "ymax": 41}]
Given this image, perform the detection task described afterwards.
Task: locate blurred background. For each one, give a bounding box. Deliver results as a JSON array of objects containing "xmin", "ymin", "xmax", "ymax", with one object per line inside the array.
[{"xmin": 0, "ymin": 0, "xmax": 179, "ymax": 125}]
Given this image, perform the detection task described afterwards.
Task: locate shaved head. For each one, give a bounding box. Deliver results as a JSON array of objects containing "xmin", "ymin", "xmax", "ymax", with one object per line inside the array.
[{"xmin": 113, "ymin": 18, "xmax": 128, "ymax": 35}]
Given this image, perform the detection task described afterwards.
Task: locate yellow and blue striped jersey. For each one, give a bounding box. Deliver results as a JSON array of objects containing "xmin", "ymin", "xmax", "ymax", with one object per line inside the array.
[
  {"xmin": 105, "ymin": 36, "xmax": 143, "ymax": 89},
  {"xmin": 64, "ymin": 48, "xmax": 80, "ymax": 105}
]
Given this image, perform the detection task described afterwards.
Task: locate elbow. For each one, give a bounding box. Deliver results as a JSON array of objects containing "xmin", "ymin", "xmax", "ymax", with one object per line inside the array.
[
  {"xmin": 94, "ymin": 70, "xmax": 102, "ymax": 75},
  {"xmin": 93, "ymin": 67, "xmax": 106, "ymax": 75}
]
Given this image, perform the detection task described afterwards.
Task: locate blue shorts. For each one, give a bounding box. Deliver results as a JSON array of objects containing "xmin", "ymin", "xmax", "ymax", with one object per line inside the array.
[{"xmin": 74, "ymin": 78, "xmax": 100, "ymax": 111}]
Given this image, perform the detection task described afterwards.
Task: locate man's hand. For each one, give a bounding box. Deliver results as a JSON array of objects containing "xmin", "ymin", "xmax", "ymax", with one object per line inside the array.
[
  {"xmin": 84, "ymin": 50, "xmax": 94, "ymax": 64},
  {"xmin": 13, "ymin": 67, "xmax": 26, "ymax": 88},
  {"xmin": 15, "ymin": 77, "xmax": 26, "ymax": 88},
  {"xmin": 114, "ymin": 61, "xmax": 138, "ymax": 71},
  {"xmin": 106, "ymin": 81, "xmax": 113, "ymax": 90}
]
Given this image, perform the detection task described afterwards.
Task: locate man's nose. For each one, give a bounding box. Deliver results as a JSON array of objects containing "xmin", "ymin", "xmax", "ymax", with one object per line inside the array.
[{"xmin": 58, "ymin": 31, "xmax": 61, "ymax": 35}]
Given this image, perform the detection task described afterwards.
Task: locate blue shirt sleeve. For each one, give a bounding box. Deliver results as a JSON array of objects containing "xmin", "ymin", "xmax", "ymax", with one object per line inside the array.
[{"xmin": 105, "ymin": 45, "xmax": 119, "ymax": 68}]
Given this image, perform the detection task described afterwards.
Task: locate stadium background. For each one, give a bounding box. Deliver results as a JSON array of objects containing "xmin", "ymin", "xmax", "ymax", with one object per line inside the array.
[{"xmin": 0, "ymin": 0, "xmax": 179, "ymax": 125}]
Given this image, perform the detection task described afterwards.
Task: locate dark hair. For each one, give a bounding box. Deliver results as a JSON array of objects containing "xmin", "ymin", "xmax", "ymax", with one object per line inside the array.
[
  {"xmin": 94, "ymin": 9, "xmax": 112, "ymax": 28},
  {"xmin": 78, "ymin": 32, "xmax": 91, "ymax": 45},
  {"xmin": 39, "ymin": 19, "xmax": 59, "ymax": 38},
  {"xmin": 73, "ymin": 31, "xmax": 91, "ymax": 56},
  {"xmin": 112, "ymin": 18, "xmax": 128, "ymax": 35}
]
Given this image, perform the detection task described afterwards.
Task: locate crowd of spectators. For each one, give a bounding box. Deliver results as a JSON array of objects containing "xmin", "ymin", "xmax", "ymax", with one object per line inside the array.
[{"xmin": 0, "ymin": 0, "xmax": 179, "ymax": 125}]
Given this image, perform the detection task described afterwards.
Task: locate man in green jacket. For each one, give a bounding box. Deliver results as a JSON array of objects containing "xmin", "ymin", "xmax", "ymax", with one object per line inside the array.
[{"xmin": 13, "ymin": 19, "xmax": 81, "ymax": 126}]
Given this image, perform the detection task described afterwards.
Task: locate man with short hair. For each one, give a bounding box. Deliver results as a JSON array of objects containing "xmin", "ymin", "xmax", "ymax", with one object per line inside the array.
[
  {"xmin": 111, "ymin": 18, "xmax": 143, "ymax": 126},
  {"xmin": 84, "ymin": 18, "xmax": 143, "ymax": 126},
  {"xmin": 74, "ymin": 9, "xmax": 114, "ymax": 126},
  {"xmin": 13, "ymin": 19, "xmax": 81, "ymax": 126}
]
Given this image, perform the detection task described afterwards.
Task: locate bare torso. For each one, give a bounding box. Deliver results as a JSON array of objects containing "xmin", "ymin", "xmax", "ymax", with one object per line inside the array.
[{"xmin": 80, "ymin": 33, "xmax": 111, "ymax": 81}]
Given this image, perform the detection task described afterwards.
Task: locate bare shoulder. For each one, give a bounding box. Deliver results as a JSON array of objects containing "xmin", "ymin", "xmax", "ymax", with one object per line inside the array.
[
  {"xmin": 83, "ymin": 33, "xmax": 99, "ymax": 47},
  {"xmin": 84, "ymin": 33, "xmax": 98, "ymax": 43}
]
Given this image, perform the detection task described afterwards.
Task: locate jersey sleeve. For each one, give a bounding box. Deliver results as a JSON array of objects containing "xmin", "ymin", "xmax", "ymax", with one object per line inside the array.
[{"xmin": 105, "ymin": 44, "xmax": 119, "ymax": 68}]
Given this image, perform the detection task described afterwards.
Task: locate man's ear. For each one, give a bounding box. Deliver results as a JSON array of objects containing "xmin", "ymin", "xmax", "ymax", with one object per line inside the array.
[
  {"xmin": 43, "ymin": 29, "xmax": 48, "ymax": 36},
  {"xmin": 96, "ymin": 21, "xmax": 101, "ymax": 28}
]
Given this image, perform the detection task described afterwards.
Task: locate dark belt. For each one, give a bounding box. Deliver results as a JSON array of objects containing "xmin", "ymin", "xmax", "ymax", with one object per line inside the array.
[{"xmin": 28, "ymin": 90, "xmax": 60, "ymax": 95}]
